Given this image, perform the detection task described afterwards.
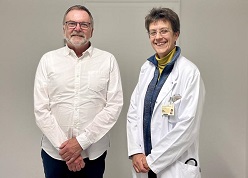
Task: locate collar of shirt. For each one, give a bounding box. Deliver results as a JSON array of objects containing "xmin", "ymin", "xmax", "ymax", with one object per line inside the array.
[{"xmin": 63, "ymin": 44, "xmax": 94, "ymax": 58}]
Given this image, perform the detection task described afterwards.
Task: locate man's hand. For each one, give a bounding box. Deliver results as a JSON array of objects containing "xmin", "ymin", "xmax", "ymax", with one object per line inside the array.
[
  {"xmin": 132, "ymin": 153, "xmax": 150, "ymax": 173},
  {"xmin": 67, "ymin": 155, "xmax": 85, "ymax": 172},
  {"xmin": 59, "ymin": 137, "xmax": 83, "ymax": 164}
]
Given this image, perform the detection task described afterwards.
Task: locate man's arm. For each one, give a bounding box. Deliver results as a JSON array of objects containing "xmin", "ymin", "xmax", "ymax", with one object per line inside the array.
[{"xmin": 34, "ymin": 56, "xmax": 68, "ymax": 149}]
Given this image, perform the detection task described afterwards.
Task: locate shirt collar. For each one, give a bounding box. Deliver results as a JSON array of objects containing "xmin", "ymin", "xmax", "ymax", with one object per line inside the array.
[{"xmin": 63, "ymin": 42, "xmax": 94, "ymax": 57}]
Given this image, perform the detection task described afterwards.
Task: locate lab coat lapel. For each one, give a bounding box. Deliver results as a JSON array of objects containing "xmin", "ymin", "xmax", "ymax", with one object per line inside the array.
[{"xmin": 153, "ymin": 61, "xmax": 179, "ymax": 110}]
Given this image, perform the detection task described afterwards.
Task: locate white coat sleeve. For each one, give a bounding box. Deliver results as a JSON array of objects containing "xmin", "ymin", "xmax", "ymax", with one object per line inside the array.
[
  {"xmin": 126, "ymin": 83, "xmax": 144, "ymax": 157},
  {"xmin": 146, "ymin": 71, "xmax": 205, "ymax": 174},
  {"xmin": 34, "ymin": 56, "xmax": 68, "ymax": 150}
]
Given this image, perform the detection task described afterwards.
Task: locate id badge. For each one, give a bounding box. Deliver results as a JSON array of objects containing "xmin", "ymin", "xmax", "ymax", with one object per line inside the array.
[{"xmin": 162, "ymin": 104, "xmax": 174, "ymax": 116}]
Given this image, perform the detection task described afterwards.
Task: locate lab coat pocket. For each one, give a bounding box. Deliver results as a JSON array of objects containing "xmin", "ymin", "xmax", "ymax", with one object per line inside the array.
[
  {"xmin": 168, "ymin": 99, "xmax": 181, "ymax": 129},
  {"xmin": 176, "ymin": 160, "xmax": 201, "ymax": 178},
  {"xmin": 88, "ymin": 71, "xmax": 108, "ymax": 92}
]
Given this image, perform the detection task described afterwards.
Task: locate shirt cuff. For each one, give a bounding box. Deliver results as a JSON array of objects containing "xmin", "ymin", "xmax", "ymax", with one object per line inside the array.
[{"xmin": 76, "ymin": 134, "xmax": 91, "ymax": 150}]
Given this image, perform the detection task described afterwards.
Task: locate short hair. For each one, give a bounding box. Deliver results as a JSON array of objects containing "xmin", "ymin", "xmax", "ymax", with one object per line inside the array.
[
  {"xmin": 145, "ymin": 7, "xmax": 180, "ymax": 34},
  {"xmin": 63, "ymin": 5, "xmax": 94, "ymax": 28}
]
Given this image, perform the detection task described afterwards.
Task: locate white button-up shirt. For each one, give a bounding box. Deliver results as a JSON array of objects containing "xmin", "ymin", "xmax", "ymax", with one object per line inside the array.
[{"xmin": 34, "ymin": 45, "xmax": 123, "ymax": 160}]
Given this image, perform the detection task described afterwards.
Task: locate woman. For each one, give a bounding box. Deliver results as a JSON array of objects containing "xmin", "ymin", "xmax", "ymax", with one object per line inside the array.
[{"xmin": 127, "ymin": 7, "xmax": 205, "ymax": 178}]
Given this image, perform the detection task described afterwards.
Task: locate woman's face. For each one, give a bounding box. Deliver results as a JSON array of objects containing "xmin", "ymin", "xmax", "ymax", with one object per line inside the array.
[{"xmin": 148, "ymin": 20, "xmax": 179, "ymax": 58}]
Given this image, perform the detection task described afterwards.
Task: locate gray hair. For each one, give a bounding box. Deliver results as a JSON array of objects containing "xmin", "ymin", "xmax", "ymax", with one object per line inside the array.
[{"xmin": 63, "ymin": 5, "xmax": 94, "ymax": 28}]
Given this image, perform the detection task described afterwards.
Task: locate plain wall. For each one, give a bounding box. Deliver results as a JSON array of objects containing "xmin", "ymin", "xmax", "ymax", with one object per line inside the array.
[
  {"xmin": 180, "ymin": 1, "xmax": 248, "ymax": 177},
  {"xmin": 0, "ymin": 0, "xmax": 247, "ymax": 178}
]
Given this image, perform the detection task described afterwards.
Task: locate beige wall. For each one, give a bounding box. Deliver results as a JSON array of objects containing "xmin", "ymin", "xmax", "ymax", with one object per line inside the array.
[{"xmin": 0, "ymin": 0, "xmax": 247, "ymax": 178}]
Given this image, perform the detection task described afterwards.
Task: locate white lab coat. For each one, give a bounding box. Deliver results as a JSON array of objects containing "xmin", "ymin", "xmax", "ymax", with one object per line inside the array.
[{"xmin": 127, "ymin": 54, "xmax": 205, "ymax": 178}]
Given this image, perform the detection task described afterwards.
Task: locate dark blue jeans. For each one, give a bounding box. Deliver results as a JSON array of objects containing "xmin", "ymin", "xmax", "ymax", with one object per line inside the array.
[{"xmin": 41, "ymin": 149, "xmax": 106, "ymax": 178}]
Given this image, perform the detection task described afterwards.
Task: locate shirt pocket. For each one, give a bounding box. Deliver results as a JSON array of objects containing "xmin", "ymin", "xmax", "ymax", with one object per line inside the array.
[{"xmin": 88, "ymin": 71, "xmax": 108, "ymax": 92}]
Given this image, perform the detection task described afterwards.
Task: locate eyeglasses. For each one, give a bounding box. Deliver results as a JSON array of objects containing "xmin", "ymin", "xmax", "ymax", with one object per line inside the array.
[
  {"xmin": 148, "ymin": 28, "xmax": 171, "ymax": 37},
  {"xmin": 65, "ymin": 21, "xmax": 91, "ymax": 29}
]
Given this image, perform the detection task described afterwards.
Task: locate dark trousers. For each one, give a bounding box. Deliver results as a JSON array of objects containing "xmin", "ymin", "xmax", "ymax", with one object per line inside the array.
[
  {"xmin": 148, "ymin": 170, "xmax": 157, "ymax": 178},
  {"xmin": 41, "ymin": 149, "xmax": 107, "ymax": 178}
]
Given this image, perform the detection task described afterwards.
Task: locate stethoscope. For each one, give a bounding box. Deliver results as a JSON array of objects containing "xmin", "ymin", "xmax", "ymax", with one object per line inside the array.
[{"xmin": 185, "ymin": 158, "xmax": 198, "ymax": 166}]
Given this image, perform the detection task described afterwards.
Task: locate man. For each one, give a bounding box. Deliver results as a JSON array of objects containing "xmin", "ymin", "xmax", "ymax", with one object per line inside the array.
[
  {"xmin": 127, "ymin": 7, "xmax": 205, "ymax": 178},
  {"xmin": 34, "ymin": 5, "xmax": 123, "ymax": 178}
]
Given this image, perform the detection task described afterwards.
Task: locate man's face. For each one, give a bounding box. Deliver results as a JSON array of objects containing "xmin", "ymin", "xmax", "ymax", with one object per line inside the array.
[
  {"xmin": 63, "ymin": 10, "xmax": 93, "ymax": 48},
  {"xmin": 148, "ymin": 20, "xmax": 179, "ymax": 58}
]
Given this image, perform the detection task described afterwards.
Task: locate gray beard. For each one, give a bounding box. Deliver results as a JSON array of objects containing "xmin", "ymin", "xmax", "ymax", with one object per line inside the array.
[{"xmin": 64, "ymin": 37, "xmax": 88, "ymax": 47}]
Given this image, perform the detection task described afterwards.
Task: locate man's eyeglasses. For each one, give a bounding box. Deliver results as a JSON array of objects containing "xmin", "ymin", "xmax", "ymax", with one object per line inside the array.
[
  {"xmin": 148, "ymin": 28, "xmax": 171, "ymax": 37},
  {"xmin": 65, "ymin": 21, "xmax": 91, "ymax": 29}
]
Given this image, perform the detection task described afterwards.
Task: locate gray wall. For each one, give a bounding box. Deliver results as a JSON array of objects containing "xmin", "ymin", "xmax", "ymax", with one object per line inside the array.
[
  {"xmin": 180, "ymin": 1, "xmax": 248, "ymax": 177},
  {"xmin": 0, "ymin": 0, "xmax": 247, "ymax": 178}
]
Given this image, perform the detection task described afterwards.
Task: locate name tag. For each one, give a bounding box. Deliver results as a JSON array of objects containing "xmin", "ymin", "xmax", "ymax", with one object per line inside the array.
[{"xmin": 162, "ymin": 104, "xmax": 174, "ymax": 116}]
